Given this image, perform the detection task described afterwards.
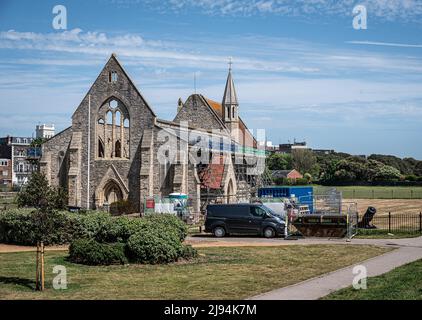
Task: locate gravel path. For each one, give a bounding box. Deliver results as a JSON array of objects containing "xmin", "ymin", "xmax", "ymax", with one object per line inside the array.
[{"xmin": 185, "ymin": 235, "xmax": 417, "ymax": 248}]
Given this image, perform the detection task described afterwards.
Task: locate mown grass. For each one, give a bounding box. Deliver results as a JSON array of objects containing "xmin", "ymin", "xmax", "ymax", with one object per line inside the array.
[
  {"xmin": 0, "ymin": 245, "xmax": 390, "ymax": 300},
  {"xmin": 324, "ymin": 259, "xmax": 422, "ymax": 300},
  {"xmin": 355, "ymin": 229, "xmax": 421, "ymax": 239},
  {"xmin": 313, "ymin": 185, "xmax": 422, "ymax": 199}
]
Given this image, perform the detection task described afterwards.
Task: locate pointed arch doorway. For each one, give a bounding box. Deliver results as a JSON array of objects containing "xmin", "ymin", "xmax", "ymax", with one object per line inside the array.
[{"xmin": 103, "ymin": 180, "xmax": 123, "ymax": 204}]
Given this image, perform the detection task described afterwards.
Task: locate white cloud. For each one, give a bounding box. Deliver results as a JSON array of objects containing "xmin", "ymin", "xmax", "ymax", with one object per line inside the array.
[
  {"xmin": 141, "ymin": 0, "xmax": 422, "ymax": 22},
  {"xmin": 347, "ymin": 41, "xmax": 422, "ymax": 48},
  {"xmin": 3, "ymin": 29, "xmax": 422, "ymax": 78},
  {"xmin": 0, "ymin": 29, "xmax": 324, "ymax": 74}
]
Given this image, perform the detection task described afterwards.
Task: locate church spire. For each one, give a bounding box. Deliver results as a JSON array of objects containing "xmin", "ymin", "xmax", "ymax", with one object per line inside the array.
[
  {"xmin": 222, "ymin": 57, "xmax": 239, "ymax": 108},
  {"xmin": 222, "ymin": 57, "xmax": 239, "ymax": 139}
]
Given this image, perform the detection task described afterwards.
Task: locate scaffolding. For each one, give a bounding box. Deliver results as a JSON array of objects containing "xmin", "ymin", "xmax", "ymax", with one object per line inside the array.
[{"xmin": 284, "ymin": 188, "xmax": 358, "ymax": 240}]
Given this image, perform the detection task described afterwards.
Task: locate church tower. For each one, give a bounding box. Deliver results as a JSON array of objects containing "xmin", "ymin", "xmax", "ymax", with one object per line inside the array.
[{"xmin": 222, "ymin": 58, "xmax": 239, "ymax": 140}]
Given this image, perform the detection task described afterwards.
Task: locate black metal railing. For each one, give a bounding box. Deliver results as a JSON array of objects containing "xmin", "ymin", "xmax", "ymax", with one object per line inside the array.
[{"xmin": 357, "ymin": 212, "xmax": 422, "ymax": 233}]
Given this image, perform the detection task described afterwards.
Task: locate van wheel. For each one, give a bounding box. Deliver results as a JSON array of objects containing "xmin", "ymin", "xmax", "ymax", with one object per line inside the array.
[
  {"xmin": 264, "ymin": 227, "xmax": 275, "ymax": 238},
  {"xmin": 213, "ymin": 227, "xmax": 226, "ymax": 238}
]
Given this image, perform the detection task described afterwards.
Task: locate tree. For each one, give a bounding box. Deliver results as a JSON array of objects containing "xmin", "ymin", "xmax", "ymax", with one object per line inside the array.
[
  {"xmin": 368, "ymin": 154, "xmax": 413, "ymax": 175},
  {"xmin": 291, "ymin": 149, "xmax": 316, "ymax": 175},
  {"xmin": 266, "ymin": 153, "xmax": 293, "ymax": 171},
  {"xmin": 31, "ymin": 210, "xmax": 60, "ymax": 291},
  {"xmin": 304, "ymin": 173, "xmax": 313, "ymax": 183},
  {"xmin": 16, "ymin": 172, "xmax": 67, "ymax": 210},
  {"xmin": 30, "ymin": 137, "xmax": 46, "ymax": 148},
  {"xmin": 415, "ymin": 161, "xmax": 422, "ymax": 177},
  {"xmin": 16, "ymin": 172, "xmax": 68, "ymax": 291},
  {"xmin": 372, "ymin": 165, "xmax": 402, "ymax": 181},
  {"xmin": 333, "ymin": 157, "xmax": 368, "ymax": 182},
  {"xmin": 16, "ymin": 172, "xmax": 51, "ymax": 209}
]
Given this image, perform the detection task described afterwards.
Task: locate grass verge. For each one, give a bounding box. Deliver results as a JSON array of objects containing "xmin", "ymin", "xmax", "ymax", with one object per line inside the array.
[
  {"xmin": 323, "ymin": 259, "xmax": 422, "ymax": 300},
  {"xmin": 355, "ymin": 229, "xmax": 421, "ymax": 239},
  {"xmin": 313, "ymin": 185, "xmax": 422, "ymax": 199}
]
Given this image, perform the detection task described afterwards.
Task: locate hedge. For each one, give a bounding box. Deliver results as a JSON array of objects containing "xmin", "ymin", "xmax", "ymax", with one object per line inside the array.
[
  {"xmin": 126, "ymin": 228, "xmax": 183, "ymax": 264},
  {"xmin": 143, "ymin": 214, "xmax": 188, "ymax": 241},
  {"xmin": 109, "ymin": 200, "xmax": 136, "ymax": 216},
  {"xmin": 69, "ymin": 239, "xmax": 127, "ymax": 265},
  {"xmin": 0, "ymin": 210, "xmax": 188, "ymax": 246},
  {"xmin": 181, "ymin": 245, "xmax": 198, "ymax": 260}
]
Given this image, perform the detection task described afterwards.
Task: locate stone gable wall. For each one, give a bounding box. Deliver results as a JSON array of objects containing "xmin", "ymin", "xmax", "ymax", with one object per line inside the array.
[
  {"xmin": 40, "ymin": 127, "xmax": 72, "ymax": 187},
  {"xmin": 174, "ymin": 95, "xmax": 226, "ymax": 132},
  {"xmin": 69, "ymin": 57, "xmax": 156, "ymax": 210}
]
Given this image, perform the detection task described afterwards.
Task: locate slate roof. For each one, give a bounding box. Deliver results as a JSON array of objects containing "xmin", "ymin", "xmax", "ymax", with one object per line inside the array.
[{"xmin": 204, "ymin": 98, "xmax": 257, "ymax": 148}]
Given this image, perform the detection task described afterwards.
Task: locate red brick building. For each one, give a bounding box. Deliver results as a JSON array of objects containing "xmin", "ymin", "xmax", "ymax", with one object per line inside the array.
[
  {"xmin": 271, "ymin": 169, "xmax": 303, "ymax": 181},
  {"xmin": 0, "ymin": 158, "xmax": 12, "ymax": 190}
]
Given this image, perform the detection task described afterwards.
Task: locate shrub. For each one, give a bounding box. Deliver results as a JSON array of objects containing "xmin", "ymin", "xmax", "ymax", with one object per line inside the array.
[
  {"xmin": 304, "ymin": 173, "xmax": 313, "ymax": 183},
  {"xmin": 50, "ymin": 186, "xmax": 69, "ymax": 210},
  {"xmin": 181, "ymin": 245, "xmax": 198, "ymax": 260},
  {"xmin": 0, "ymin": 209, "xmax": 35, "ymax": 245},
  {"xmin": 68, "ymin": 238, "xmax": 127, "ymax": 265},
  {"xmin": 126, "ymin": 227, "xmax": 183, "ymax": 264},
  {"xmin": 110, "ymin": 200, "xmax": 136, "ymax": 216},
  {"xmin": 73, "ymin": 212, "xmax": 113, "ymax": 241},
  {"xmin": 273, "ymin": 177, "xmax": 310, "ymax": 186},
  {"xmin": 94, "ymin": 216, "xmax": 148, "ymax": 243},
  {"xmin": 405, "ymin": 175, "xmax": 418, "ymax": 182},
  {"xmin": 144, "ymin": 214, "xmax": 188, "ymax": 241},
  {"xmin": 295, "ymin": 178, "xmax": 309, "ymax": 185}
]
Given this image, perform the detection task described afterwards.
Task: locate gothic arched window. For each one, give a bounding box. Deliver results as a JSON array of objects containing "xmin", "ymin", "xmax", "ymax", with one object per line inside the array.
[
  {"xmin": 106, "ymin": 111, "xmax": 113, "ymax": 125},
  {"xmin": 98, "ymin": 138, "xmax": 105, "ymax": 158},
  {"xmin": 115, "ymin": 110, "xmax": 122, "ymax": 127},
  {"xmin": 97, "ymin": 98, "xmax": 130, "ymax": 160}
]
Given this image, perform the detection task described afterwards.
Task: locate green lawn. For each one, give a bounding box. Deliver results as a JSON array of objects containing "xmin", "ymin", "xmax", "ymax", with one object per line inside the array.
[
  {"xmin": 355, "ymin": 229, "xmax": 421, "ymax": 239},
  {"xmin": 313, "ymin": 185, "xmax": 422, "ymax": 199},
  {"xmin": 0, "ymin": 245, "xmax": 390, "ymax": 300},
  {"xmin": 324, "ymin": 259, "xmax": 422, "ymax": 300}
]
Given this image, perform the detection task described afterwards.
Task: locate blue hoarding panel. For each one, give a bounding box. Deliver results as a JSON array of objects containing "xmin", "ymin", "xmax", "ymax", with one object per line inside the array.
[{"xmin": 258, "ymin": 186, "xmax": 314, "ymax": 213}]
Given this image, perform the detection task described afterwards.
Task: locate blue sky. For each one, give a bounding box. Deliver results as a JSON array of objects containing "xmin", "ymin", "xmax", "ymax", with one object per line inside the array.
[{"xmin": 1, "ymin": 0, "xmax": 422, "ymax": 159}]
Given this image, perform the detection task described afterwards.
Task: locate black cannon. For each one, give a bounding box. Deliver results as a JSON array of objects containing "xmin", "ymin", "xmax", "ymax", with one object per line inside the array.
[{"xmin": 358, "ymin": 207, "xmax": 377, "ymax": 229}]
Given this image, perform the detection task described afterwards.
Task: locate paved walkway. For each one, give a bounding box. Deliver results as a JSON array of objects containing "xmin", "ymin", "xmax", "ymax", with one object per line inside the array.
[
  {"xmin": 186, "ymin": 234, "xmax": 420, "ymax": 247},
  {"xmin": 249, "ymin": 236, "xmax": 422, "ymax": 300},
  {"xmin": 0, "ymin": 244, "xmax": 68, "ymax": 253}
]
